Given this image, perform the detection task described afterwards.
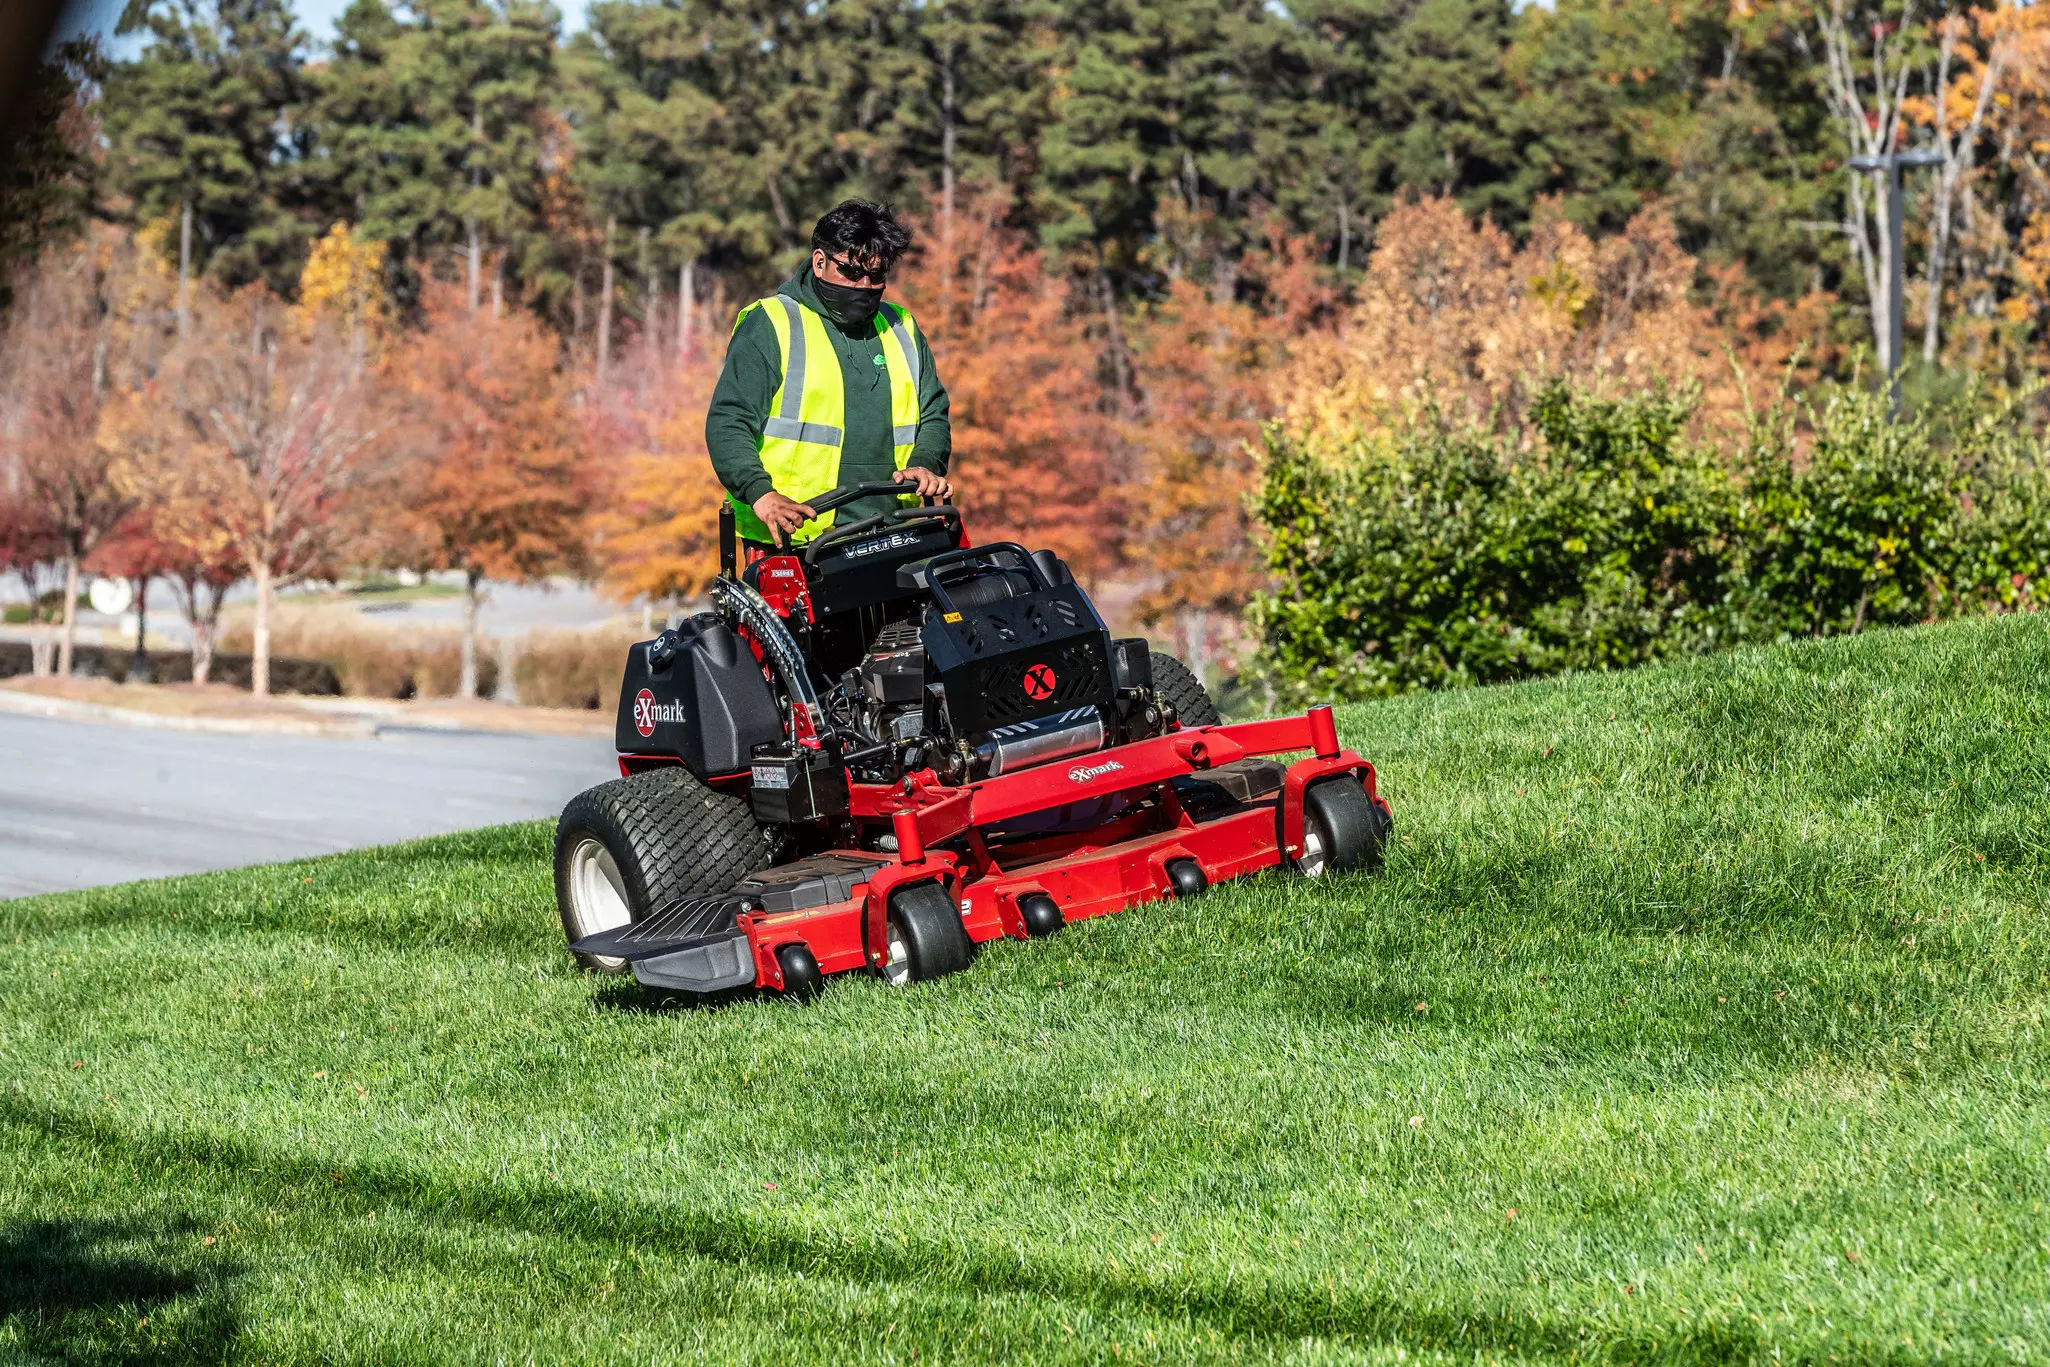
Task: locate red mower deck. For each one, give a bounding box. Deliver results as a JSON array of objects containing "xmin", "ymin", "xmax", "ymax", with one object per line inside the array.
[{"xmin": 571, "ymin": 706, "xmax": 1382, "ymax": 994}]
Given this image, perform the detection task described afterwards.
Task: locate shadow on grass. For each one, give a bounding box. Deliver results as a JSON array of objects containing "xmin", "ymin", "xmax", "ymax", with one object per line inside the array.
[
  {"xmin": 0, "ymin": 1216, "xmax": 240, "ymax": 1364},
  {"xmin": 588, "ymin": 976, "xmax": 771, "ymax": 1015},
  {"xmin": 5, "ymin": 1099, "xmax": 1853, "ymax": 1365}
]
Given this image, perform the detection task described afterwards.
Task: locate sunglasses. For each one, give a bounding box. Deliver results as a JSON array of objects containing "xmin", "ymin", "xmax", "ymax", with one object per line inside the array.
[{"xmin": 820, "ymin": 252, "xmax": 891, "ymax": 285}]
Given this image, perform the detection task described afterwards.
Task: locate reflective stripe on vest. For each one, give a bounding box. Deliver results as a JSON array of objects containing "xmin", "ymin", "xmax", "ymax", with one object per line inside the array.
[{"xmin": 729, "ymin": 295, "xmax": 923, "ymax": 545}]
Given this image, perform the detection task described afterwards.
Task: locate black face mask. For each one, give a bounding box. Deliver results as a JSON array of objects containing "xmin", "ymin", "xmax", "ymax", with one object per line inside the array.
[{"xmin": 814, "ymin": 275, "xmax": 885, "ymax": 330}]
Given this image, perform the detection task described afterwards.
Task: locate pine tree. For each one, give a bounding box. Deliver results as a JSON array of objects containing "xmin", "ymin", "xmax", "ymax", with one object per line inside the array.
[
  {"xmin": 0, "ymin": 37, "xmax": 106, "ymax": 303},
  {"xmin": 101, "ymin": 0, "xmax": 317, "ymax": 297},
  {"xmin": 307, "ymin": 0, "xmax": 562, "ymax": 308}
]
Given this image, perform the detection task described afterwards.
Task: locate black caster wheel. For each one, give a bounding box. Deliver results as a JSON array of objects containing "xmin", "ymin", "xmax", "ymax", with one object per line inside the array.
[
  {"xmin": 776, "ymin": 943, "xmax": 823, "ymax": 1001},
  {"xmin": 1297, "ymin": 775, "xmax": 1385, "ymax": 877},
  {"xmin": 880, "ymin": 882, "xmax": 974, "ymax": 986},
  {"xmin": 1018, "ymin": 893, "xmax": 1064, "ymax": 937},
  {"xmin": 1165, "ymin": 859, "xmax": 1208, "ymax": 899}
]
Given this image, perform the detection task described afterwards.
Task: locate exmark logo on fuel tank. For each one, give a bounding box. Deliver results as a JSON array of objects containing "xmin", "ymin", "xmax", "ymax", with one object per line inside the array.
[{"xmin": 632, "ymin": 689, "xmax": 688, "ymax": 737}]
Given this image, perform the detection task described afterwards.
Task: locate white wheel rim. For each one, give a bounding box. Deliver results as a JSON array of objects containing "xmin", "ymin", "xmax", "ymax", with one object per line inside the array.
[
  {"xmin": 1296, "ymin": 819, "xmax": 1330, "ymax": 878},
  {"xmin": 566, "ymin": 837, "xmax": 634, "ymax": 971},
  {"xmin": 881, "ymin": 922, "xmax": 912, "ymax": 987}
]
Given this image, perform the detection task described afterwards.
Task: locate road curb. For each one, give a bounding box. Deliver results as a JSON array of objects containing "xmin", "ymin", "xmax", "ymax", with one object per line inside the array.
[{"xmin": 0, "ymin": 686, "xmax": 379, "ymax": 738}]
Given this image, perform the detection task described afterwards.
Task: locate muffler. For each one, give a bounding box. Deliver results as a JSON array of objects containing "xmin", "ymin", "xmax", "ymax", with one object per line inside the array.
[{"xmin": 974, "ymin": 707, "xmax": 1105, "ymax": 778}]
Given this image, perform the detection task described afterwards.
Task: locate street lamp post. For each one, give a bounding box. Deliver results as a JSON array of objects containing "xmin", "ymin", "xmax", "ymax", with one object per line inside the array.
[{"xmin": 1848, "ymin": 147, "xmax": 1944, "ymax": 414}]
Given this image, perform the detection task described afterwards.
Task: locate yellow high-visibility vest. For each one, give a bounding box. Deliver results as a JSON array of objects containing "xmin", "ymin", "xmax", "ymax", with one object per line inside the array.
[{"xmin": 729, "ymin": 293, "xmax": 923, "ymax": 545}]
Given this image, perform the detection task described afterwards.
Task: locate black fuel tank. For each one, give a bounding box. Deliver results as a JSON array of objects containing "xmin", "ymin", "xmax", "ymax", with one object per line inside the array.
[{"xmin": 615, "ymin": 613, "xmax": 783, "ymax": 777}]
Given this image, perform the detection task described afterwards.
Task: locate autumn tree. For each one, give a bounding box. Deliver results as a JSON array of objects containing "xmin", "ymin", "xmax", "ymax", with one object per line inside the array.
[
  {"xmin": 1275, "ymin": 197, "xmax": 1728, "ymax": 449},
  {"xmin": 890, "ymin": 188, "xmax": 1113, "ymax": 576},
  {"xmin": 0, "ymin": 230, "xmax": 167, "ymax": 677},
  {"xmin": 0, "ymin": 482, "xmax": 65, "ymax": 674},
  {"xmin": 583, "ymin": 335, "xmax": 728, "ymax": 612},
  {"xmin": 1122, "ymin": 223, "xmax": 1337, "ymax": 672},
  {"xmin": 397, "ymin": 279, "xmax": 588, "ymax": 698},
  {"xmin": 144, "ymin": 283, "xmax": 385, "ymax": 695}
]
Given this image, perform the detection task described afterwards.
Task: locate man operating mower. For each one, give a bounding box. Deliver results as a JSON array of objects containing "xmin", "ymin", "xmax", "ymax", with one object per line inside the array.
[{"xmin": 706, "ymin": 199, "xmax": 951, "ymax": 548}]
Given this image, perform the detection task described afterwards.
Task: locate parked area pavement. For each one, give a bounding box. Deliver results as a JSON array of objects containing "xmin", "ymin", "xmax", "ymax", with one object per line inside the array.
[{"xmin": 0, "ymin": 711, "xmax": 611, "ymax": 898}]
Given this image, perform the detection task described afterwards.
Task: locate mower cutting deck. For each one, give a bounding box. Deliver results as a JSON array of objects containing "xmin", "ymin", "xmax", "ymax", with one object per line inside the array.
[{"xmin": 554, "ymin": 480, "xmax": 1390, "ymax": 996}]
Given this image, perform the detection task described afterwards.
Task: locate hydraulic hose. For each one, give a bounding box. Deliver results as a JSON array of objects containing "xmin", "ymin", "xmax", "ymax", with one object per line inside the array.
[{"xmin": 709, "ymin": 574, "xmax": 825, "ymax": 740}]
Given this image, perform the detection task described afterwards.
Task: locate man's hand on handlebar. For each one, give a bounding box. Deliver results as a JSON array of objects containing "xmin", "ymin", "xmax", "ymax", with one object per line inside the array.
[
  {"xmin": 894, "ymin": 467, "xmax": 952, "ymax": 501},
  {"xmin": 752, "ymin": 491, "xmax": 817, "ymax": 547}
]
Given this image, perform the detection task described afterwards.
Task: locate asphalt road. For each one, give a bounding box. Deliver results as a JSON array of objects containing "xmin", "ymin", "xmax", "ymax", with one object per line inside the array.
[{"xmin": 0, "ymin": 712, "xmax": 612, "ymax": 899}]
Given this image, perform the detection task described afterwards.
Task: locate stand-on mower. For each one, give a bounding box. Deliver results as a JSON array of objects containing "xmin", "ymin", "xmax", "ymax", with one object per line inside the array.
[{"xmin": 554, "ymin": 481, "xmax": 1391, "ymax": 997}]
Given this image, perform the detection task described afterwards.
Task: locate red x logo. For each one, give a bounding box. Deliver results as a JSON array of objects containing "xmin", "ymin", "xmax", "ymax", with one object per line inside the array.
[{"xmin": 1021, "ymin": 663, "xmax": 1057, "ymax": 700}]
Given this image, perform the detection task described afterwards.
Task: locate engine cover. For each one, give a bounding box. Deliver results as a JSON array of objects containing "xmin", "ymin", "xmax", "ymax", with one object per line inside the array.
[{"xmin": 912, "ymin": 545, "xmax": 1116, "ymax": 737}]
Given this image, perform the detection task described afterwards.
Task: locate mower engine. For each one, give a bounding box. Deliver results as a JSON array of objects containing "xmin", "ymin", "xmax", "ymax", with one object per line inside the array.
[{"xmin": 823, "ymin": 544, "xmax": 1170, "ymax": 788}]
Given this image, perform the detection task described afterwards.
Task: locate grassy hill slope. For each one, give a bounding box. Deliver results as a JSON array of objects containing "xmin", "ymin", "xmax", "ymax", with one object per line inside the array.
[{"xmin": 4, "ymin": 616, "xmax": 2049, "ymax": 1364}]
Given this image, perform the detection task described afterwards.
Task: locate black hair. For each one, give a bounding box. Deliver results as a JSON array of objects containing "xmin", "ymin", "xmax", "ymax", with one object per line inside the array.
[{"xmin": 810, "ymin": 199, "xmax": 913, "ymax": 268}]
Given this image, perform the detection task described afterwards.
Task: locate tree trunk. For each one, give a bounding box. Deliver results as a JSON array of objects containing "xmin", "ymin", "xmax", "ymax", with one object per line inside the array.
[
  {"xmin": 178, "ymin": 573, "xmax": 222, "ymax": 685},
  {"xmin": 177, "ymin": 197, "xmax": 192, "ymax": 339},
  {"xmin": 191, "ymin": 611, "xmax": 216, "ymax": 684},
  {"xmin": 639, "ymin": 225, "xmax": 655, "ymax": 351},
  {"xmin": 458, "ymin": 568, "xmax": 482, "ymax": 701},
  {"xmin": 491, "ymin": 263, "xmax": 503, "ymax": 320},
  {"xmin": 467, "ymin": 108, "xmax": 483, "ymax": 312},
  {"xmin": 57, "ymin": 552, "xmax": 78, "ymax": 677},
  {"xmin": 597, "ymin": 216, "xmax": 616, "ymax": 382},
  {"xmin": 1093, "ymin": 260, "xmax": 1134, "ymax": 415},
  {"xmin": 1337, "ymin": 197, "xmax": 1350, "ymax": 272},
  {"xmin": 677, "ymin": 258, "xmax": 695, "ymax": 363},
  {"xmin": 765, "ymin": 173, "xmax": 795, "ymax": 241},
  {"xmin": 251, "ymin": 559, "xmax": 272, "ymax": 697},
  {"xmin": 940, "ymin": 40, "xmax": 956, "ymax": 263},
  {"xmin": 572, "ymin": 254, "xmax": 585, "ymax": 341},
  {"xmin": 130, "ymin": 574, "xmax": 151, "ymax": 684}
]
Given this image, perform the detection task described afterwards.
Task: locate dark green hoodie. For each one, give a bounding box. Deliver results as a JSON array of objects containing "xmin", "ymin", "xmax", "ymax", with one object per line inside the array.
[{"xmin": 704, "ymin": 266, "xmax": 951, "ymax": 530}]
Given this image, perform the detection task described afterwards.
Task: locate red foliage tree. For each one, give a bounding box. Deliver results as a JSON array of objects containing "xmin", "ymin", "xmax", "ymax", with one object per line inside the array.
[
  {"xmin": 396, "ymin": 280, "xmax": 590, "ymax": 698},
  {"xmin": 893, "ymin": 189, "xmax": 1116, "ymax": 579}
]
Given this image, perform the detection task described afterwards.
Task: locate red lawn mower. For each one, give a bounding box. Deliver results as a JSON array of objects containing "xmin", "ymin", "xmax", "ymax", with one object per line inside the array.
[{"xmin": 554, "ymin": 481, "xmax": 1391, "ymax": 997}]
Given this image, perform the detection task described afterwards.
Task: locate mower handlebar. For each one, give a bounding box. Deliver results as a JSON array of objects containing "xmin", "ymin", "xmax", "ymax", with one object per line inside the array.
[{"xmin": 803, "ymin": 480, "xmax": 943, "ymax": 515}]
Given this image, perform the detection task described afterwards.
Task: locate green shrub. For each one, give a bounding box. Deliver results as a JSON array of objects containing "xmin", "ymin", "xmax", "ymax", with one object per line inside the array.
[{"xmin": 1251, "ymin": 377, "xmax": 2050, "ymax": 700}]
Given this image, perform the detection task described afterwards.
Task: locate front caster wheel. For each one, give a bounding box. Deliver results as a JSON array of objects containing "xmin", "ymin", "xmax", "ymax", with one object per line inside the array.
[
  {"xmin": 880, "ymin": 882, "xmax": 974, "ymax": 986},
  {"xmin": 1296, "ymin": 775, "xmax": 1386, "ymax": 877},
  {"xmin": 1018, "ymin": 893, "xmax": 1064, "ymax": 937},
  {"xmin": 1165, "ymin": 858, "xmax": 1208, "ymax": 899},
  {"xmin": 776, "ymin": 943, "xmax": 823, "ymax": 1001}
]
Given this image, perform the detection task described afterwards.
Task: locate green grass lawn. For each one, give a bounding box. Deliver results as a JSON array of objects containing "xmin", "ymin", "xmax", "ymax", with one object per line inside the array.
[{"xmin": 5, "ymin": 616, "xmax": 2049, "ymax": 1364}]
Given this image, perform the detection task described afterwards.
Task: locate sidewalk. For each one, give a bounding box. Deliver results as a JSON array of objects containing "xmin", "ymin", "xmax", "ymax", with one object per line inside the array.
[{"xmin": 0, "ymin": 677, "xmax": 611, "ymax": 739}]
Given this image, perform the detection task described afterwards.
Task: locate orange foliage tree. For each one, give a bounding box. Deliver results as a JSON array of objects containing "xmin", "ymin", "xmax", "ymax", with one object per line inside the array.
[
  {"xmin": 137, "ymin": 284, "xmax": 386, "ymax": 696},
  {"xmin": 1121, "ymin": 222, "xmax": 1339, "ymax": 670},
  {"xmin": 1277, "ymin": 197, "xmax": 1734, "ymax": 451},
  {"xmin": 397, "ymin": 279, "xmax": 590, "ymax": 698},
  {"xmin": 583, "ymin": 328, "xmax": 728, "ymax": 612},
  {"xmin": 892, "ymin": 188, "xmax": 1114, "ymax": 578}
]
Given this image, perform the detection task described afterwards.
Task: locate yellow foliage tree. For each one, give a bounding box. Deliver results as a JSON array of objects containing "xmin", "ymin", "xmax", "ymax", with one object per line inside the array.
[{"xmin": 295, "ymin": 222, "xmax": 390, "ymax": 352}]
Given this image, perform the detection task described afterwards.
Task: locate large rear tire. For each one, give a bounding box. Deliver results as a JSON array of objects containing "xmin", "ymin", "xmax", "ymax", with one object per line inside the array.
[
  {"xmin": 1152, "ymin": 652, "xmax": 1221, "ymax": 727},
  {"xmin": 554, "ymin": 766, "xmax": 780, "ymax": 973}
]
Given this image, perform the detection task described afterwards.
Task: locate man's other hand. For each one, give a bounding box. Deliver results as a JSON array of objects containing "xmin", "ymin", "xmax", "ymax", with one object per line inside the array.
[
  {"xmin": 894, "ymin": 467, "xmax": 952, "ymax": 500},
  {"xmin": 752, "ymin": 491, "xmax": 818, "ymax": 547}
]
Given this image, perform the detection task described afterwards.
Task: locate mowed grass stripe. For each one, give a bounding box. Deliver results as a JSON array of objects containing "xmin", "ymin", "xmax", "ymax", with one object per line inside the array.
[{"xmin": 4, "ymin": 614, "xmax": 2048, "ymax": 1362}]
